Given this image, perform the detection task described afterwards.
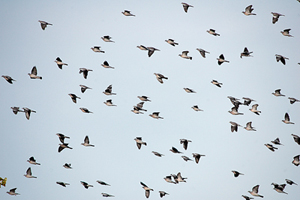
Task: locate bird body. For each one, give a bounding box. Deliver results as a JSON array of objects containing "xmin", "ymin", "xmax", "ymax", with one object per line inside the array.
[
  {"xmin": 56, "ymin": 181, "xmax": 70, "ymax": 187},
  {"xmin": 272, "ymin": 89, "xmax": 285, "ymax": 96},
  {"xmin": 140, "ymin": 182, "xmax": 153, "ymax": 198},
  {"xmin": 275, "ymin": 54, "xmax": 289, "ymax": 65},
  {"xmin": 249, "ymin": 104, "xmax": 261, "ymax": 115},
  {"xmin": 180, "ymin": 139, "xmax": 192, "ymax": 150},
  {"xmin": 170, "ymin": 147, "xmax": 182, "ymax": 154},
  {"xmin": 147, "ymin": 47, "xmax": 160, "ymax": 57},
  {"xmin": 292, "ymin": 155, "xmax": 300, "ymax": 166},
  {"xmin": 184, "ymin": 87, "xmax": 196, "ymax": 93},
  {"xmin": 7, "ymin": 188, "xmax": 20, "ymax": 196},
  {"xmin": 58, "ymin": 143, "xmax": 73, "ymax": 152},
  {"xmin": 281, "ymin": 29, "xmax": 293, "ymax": 37},
  {"xmin": 101, "ymin": 61, "xmax": 114, "ymax": 69},
  {"xmin": 192, "ymin": 153, "xmax": 205, "ymax": 163},
  {"xmin": 80, "ymin": 181, "xmax": 93, "ymax": 189},
  {"xmin": 122, "ymin": 10, "xmax": 135, "ymax": 16},
  {"xmin": 149, "ymin": 112, "xmax": 163, "ymax": 119},
  {"xmin": 207, "ymin": 29, "xmax": 220, "ymax": 36},
  {"xmin": 192, "ymin": 105, "xmax": 203, "ymax": 111},
  {"xmin": 271, "ymin": 12, "xmax": 284, "ymax": 24},
  {"xmin": 230, "ymin": 121, "xmax": 242, "ymax": 132},
  {"xmin": 229, "ymin": 106, "xmax": 243, "ymax": 115},
  {"xmin": 265, "ymin": 144, "xmax": 278, "ymax": 152},
  {"xmin": 91, "ymin": 46, "xmax": 105, "ymax": 53},
  {"xmin": 138, "ymin": 96, "xmax": 151, "ymax": 102},
  {"xmin": 38, "ymin": 20, "xmax": 52, "ymax": 30},
  {"xmin": 101, "ymin": 35, "xmax": 115, "ymax": 42},
  {"xmin": 232, "ymin": 170, "xmax": 244, "ymax": 177},
  {"xmin": 211, "ymin": 80, "xmax": 222, "ymax": 87},
  {"xmin": 152, "ymin": 151, "xmax": 164, "ymax": 157},
  {"xmin": 104, "ymin": 99, "xmax": 116, "ymax": 106},
  {"xmin": 80, "ymin": 107, "xmax": 93, "ymax": 113},
  {"xmin": 11, "ymin": 107, "xmax": 24, "ymax": 115}
]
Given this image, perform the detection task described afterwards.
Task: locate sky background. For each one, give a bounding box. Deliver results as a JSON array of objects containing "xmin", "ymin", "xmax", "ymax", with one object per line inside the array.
[{"xmin": 1, "ymin": 0, "xmax": 300, "ymax": 199}]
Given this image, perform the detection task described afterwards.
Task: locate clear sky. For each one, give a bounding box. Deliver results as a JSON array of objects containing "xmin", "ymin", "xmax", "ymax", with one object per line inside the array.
[{"xmin": 1, "ymin": 0, "xmax": 300, "ymax": 199}]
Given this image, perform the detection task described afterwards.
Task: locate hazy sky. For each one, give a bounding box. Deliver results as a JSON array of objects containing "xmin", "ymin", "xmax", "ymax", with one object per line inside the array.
[{"xmin": 1, "ymin": 0, "xmax": 300, "ymax": 199}]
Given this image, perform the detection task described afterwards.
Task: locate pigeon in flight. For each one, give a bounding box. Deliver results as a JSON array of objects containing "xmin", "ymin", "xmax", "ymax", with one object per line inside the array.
[
  {"xmin": 196, "ymin": 48, "xmax": 210, "ymax": 58},
  {"xmin": 264, "ymin": 144, "xmax": 278, "ymax": 152},
  {"xmin": 80, "ymin": 85, "xmax": 92, "ymax": 93},
  {"xmin": 248, "ymin": 185, "xmax": 263, "ymax": 198},
  {"xmin": 275, "ymin": 54, "xmax": 289, "ymax": 65},
  {"xmin": 97, "ymin": 180, "xmax": 110, "ymax": 186},
  {"xmin": 103, "ymin": 85, "xmax": 116, "ymax": 95},
  {"xmin": 58, "ymin": 143, "xmax": 73, "ymax": 153},
  {"xmin": 181, "ymin": 155, "xmax": 192, "ymax": 162},
  {"xmin": 271, "ymin": 138, "xmax": 283, "ymax": 145},
  {"xmin": 288, "ymin": 97, "xmax": 300, "ymax": 104},
  {"xmin": 138, "ymin": 96, "xmax": 151, "ymax": 102},
  {"xmin": 182, "ymin": 2, "xmax": 193, "ymax": 13},
  {"xmin": 230, "ymin": 121, "xmax": 242, "ymax": 132},
  {"xmin": 211, "ymin": 80, "xmax": 222, "ymax": 88},
  {"xmin": 292, "ymin": 155, "xmax": 300, "ymax": 166},
  {"xmin": 192, "ymin": 105, "xmax": 203, "ymax": 112},
  {"xmin": 282, "ymin": 113, "xmax": 294, "ymax": 124},
  {"xmin": 243, "ymin": 5, "xmax": 256, "ymax": 16},
  {"xmin": 80, "ymin": 181, "xmax": 93, "ymax": 189},
  {"xmin": 291, "ymin": 134, "xmax": 300, "ymax": 145},
  {"xmin": 272, "ymin": 89, "xmax": 285, "ymax": 97},
  {"xmin": 207, "ymin": 29, "xmax": 220, "ymax": 36},
  {"xmin": 249, "ymin": 104, "xmax": 261, "ymax": 115},
  {"xmin": 27, "ymin": 156, "xmax": 41, "ymax": 165},
  {"xmin": 240, "ymin": 47, "xmax": 253, "ymax": 58},
  {"xmin": 152, "ymin": 151, "xmax": 164, "ymax": 157},
  {"xmin": 172, "ymin": 172, "xmax": 187, "ymax": 183},
  {"xmin": 104, "ymin": 99, "xmax": 116, "ymax": 106},
  {"xmin": 179, "ymin": 51, "xmax": 192, "ymax": 60},
  {"xmin": 23, "ymin": 107, "xmax": 36, "ymax": 120},
  {"xmin": 184, "ymin": 88, "xmax": 196, "ymax": 93},
  {"xmin": 228, "ymin": 106, "xmax": 243, "ymax": 115},
  {"xmin": 271, "ymin": 12, "xmax": 284, "ymax": 24},
  {"xmin": 281, "ymin": 29, "xmax": 293, "ymax": 37},
  {"xmin": 164, "ymin": 176, "xmax": 176, "ymax": 184},
  {"xmin": 101, "ymin": 193, "xmax": 115, "ymax": 197},
  {"xmin": 165, "ymin": 39, "xmax": 178, "ymax": 46},
  {"xmin": 137, "ymin": 45, "xmax": 148, "ymax": 51},
  {"xmin": 154, "ymin": 73, "xmax": 168, "ymax": 84},
  {"xmin": 91, "ymin": 46, "xmax": 105, "ymax": 53},
  {"xmin": 24, "ymin": 167, "xmax": 37, "ymax": 178},
  {"xmin": 81, "ymin": 135, "xmax": 95, "ymax": 147},
  {"xmin": 79, "ymin": 68, "xmax": 93, "ymax": 79},
  {"xmin": 101, "ymin": 35, "xmax": 115, "ymax": 42},
  {"xmin": 63, "ymin": 163, "xmax": 72, "ymax": 169},
  {"xmin": 159, "ymin": 191, "xmax": 169, "ymax": 198},
  {"xmin": 38, "ymin": 20, "xmax": 52, "ymax": 30},
  {"xmin": 271, "ymin": 183, "xmax": 288, "ymax": 194},
  {"xmin": 180, "ymin": 139, "xmax": 192, "ymax": 150},
  {"xmin": 7, "ymin": 188, "xmax": 20, "ymax": 196},
  {"xmin": 244, "ymin": 122, "xmax": 256, "ymax": 131},
  {"xmin": 140, "ymin": 182, "xmax": 153, "ymax": 198},
  {"xmin": 68, "ymin": 93, "xmax": 81, "ymax": 103},
  {"xmin": 147, "ymin": 47, "xmax": 160, "ymax": 57},
  {"xmin": 101, "ymin": 61, "xmax": 114, "ymax": 69},
  {"xmin": 134, "ymin": 137, "xmax": 147, "ymax": 149},
  {"xmin": 242, "ymin": 97, "xmax": 255, "ymax": 106},
  {"xmin": 56, "ymin": 133, "xmax": 70, "ymax": 143},
  {"xmin": 232, "ymin": 170, "xmax": 244, "ymax": 177},
  {"xmin": 217, "ymin": 54, "xmax": 229, "ymax": 65},
  {"xmin": 132, "ymin": 102, "xmax": 146, "ymax": 114},
  {"xmin": 285, "ymin": 179, "xmax": 297, "ymax": 185},
  {"xmin": 79, "ymin": 108, "xmax": 93, "ymax": 113},
  {"xmin": 122, "ymin": 10, "xmax": 135, "ymax": 16},
  {"xmin": 170, "ymin": 147, "xmax": 182, "ymax": 154},
  {"xmin": 56, "ymin": 181, "xmax": 70, "ymax": 187},
  {"xmin": 11, "ymin": 107, "xmax": 24, "ymax": 115},
  {"xmin": 149, "ymin": 112, "xmax": 163, "ymax": 119},
  {"xmin": 55, "ymin": 57, "xmax": 68, "ymax": 69},
  {"xmin": 2, "ymin": 75, "xmax": 15, "ymax": 84},
  {"xmin": 28, "ymin": 66, "xmax": 42, "ymax": 79},
  {"xmin": 192, "ymin": 153, "xmax": 205, "ymax": 164}
]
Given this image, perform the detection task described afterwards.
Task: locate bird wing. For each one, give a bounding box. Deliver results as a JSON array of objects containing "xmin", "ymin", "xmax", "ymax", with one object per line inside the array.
[
  {"xmin": 31, "ymin": 66, "xmax": 38, "ymax": 75},
  {"xmin": 285, "ymin": 113, "xmax": 290, "ymax": 121},
  {"xmin": 84, "ymin": 136, "xmax": 90, "ymax": 144}
]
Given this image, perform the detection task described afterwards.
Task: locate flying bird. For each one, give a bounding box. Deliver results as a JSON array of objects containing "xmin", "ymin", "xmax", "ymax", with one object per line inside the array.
[
  {"xmin": 228, "ymin": 106, "xmax": 243, "ymax": 115},
  {"xmin": 230, "ymin": 121, "xmax": 242, "ymax": 132},
  {"xmin": 271, "ymin": 138, "xmax": 283, "ymax": 145},
  {"xmin": 243, "ymin": 5, "xmax": 256, "ymax": 16},
  {"xmin": 179, "ymin": 51, "xmax": 192, "ymax": 60},
  {"xmin": 244, "ymin": 121, "xmax": 256, "ymax": 131},
  {"xmin": 101, "ymin": 193, "xmax": 115, "ymax": 197},
  {"xmin": 159, "ymin": 191, "xmax": 169, "ymax": 198},
  {"xmin": 56, "ymin": 182, "xmax": 70, "ymax": 187},
  {"xmin": 149, "ymin": 112, "xmax": 163, "ymax": 119},
  {"xmin": 91, "ymin": 46, "xmax": 105, "ymax": 53},
  {"xmin": 80, "ymin": 181, "xmax": 93, "ymax": 189},
  {"xmin": 271, "ymin": 183, "xmax": 288, "ymax": 194},
  {"xmin": 165, "ymin": 39, "xmax": 178, "ymax": 46},
  {"xmin": 282, "ymin": 113, "xmax": 294, "ymax": 124},
  {"xmin": 240, "ymin": 47, "xmax": 253, "ymax": 58},
  {"xmin": 264, "ymin": 144, "xmax": 278, "ymax": 152},
  {"xmin": 275, "ymin": 54, "xmax": 289, "ymax": 65},
  {"xmin": 68, "ymin": 93, "xmax": 81, "ymax": 103},
  {"xmin": 137, "ymin": 45, "xmax": 148, "ymax": 51},
  {"xmin": 80, "ymin": 85, "xmax": 92, "ymax": 93},
  {"xmin": 7, "ymin": 188, "xmax": 20, "ymax": 196},
  {"xmin": 192, "ymin": 105, "xmax": 203, "ymax": 111},
  {"xmin": 140, "ymin": 182, "xmax": 153, "ymax": 198},
  {"xmin": 27, "ymin": 156, "xmax": 41, "ymax": 165},
  {"xmin": 103, "ymin": 85, "xmax": 116, "ymax": 95},
  {"xmin": 2, "ymin": 75, "xmax": 15, "ymax": 84},
  {"xmin": 38, "ymin": 20, "xmax": 52, "ymax": 30},
  {"xmin": 272, "ymin": 89, "xmax": 285, "ymax": 97},
  {"xmin": 192, "ymin": 153, "xmax": 205, "ymax": 163},
  {"xmin": 292, "ymin": 155, "xmax": 300, "ymax": 166},
  {"xmin": 152, "ymin": 151, "xmax": 164, "ymax": 157},
  {"xmin": 101, "ymin": 61, "xmax": 114, "ymax": 69},
  {"xmin": 81, "ymin": 135, "xmax": 95, "ymax": 147},
  {"xmin": 232, "ymin": 170, "xmax": 244, "ymax": 177},
  {"xmin": 104, "ymin": 99, "xmax": 116, "ymax": 106},
  {"xmin": 248, "ymin": 185, "xmax": 263, "ymax": 198},
  {"xmin": 79, "ymin": 107, "xmax": 93, "ymax": 113},
  {"xmin": 164, "ymin": 176, "xmax": 176, "ymax": 184},
  {"xmin": 11, "ymin": 107, "xmax": 24, "ymax": 115},
  {"xmin": 182, "ymin": 2, "xmax": 193, "ymax": 13},
  {"xmin": 217, "ymin": 54, "xmax": 229, "ymax": 65},
  {"xmin": 211, "ymin": 80, "xmax": 222, "ymax": 87},
  {"xmin": 172, "ymin": 172, "xmax": 187, "ymax": 183},
  {"xmin": 97, "ymin": 180, "xmax": 111, "ymax": 186},
  {"xmin": 242, "ymin": 97, "xmax": 255, "ymax": 106},
  {"xmin": 28, "ymin": 66, "xmax": 42, "ymax": 79},
  {"xmin": 180, "ymin": 139, "xmax": 192, "ymax": 150},
  {"xmin": 196, "ymin": 48, "xmax": 210, "ymax": 58},
  {"xmin": 288, "ymin": 97, "xmax": 300, "ymax": 104},
  {"xmin": 207, "ymin": 29, "xmax": 220, "ymax": 36},
  {"xmin": 154, "ymin": 73, "xmax": 168, "ymax": 84},
  {"xmin": 23, "ymin": 107, "xmax": 36, "ymax": 120},
  {"xmin": 281, "ymin": 29, "xmax": 293, "ymax": 37},
  {"xmin": 181, "ymin": 155, "xmax": 192, "ymax": 162},
  {"xmin": 134, "ymin": 137, "xmax": 147, "ymax": 149},
  {"xmin": 184, "ymin": 87, "xmax": 196, "ymax": 93},
  {"xmin": 122, "ymin": 10, "xmax": 135, "ymax": 16},
  {"xmin": 101, "ymin": 35, "xmax": 115, "ymax": 42},
  {"xmin": 24, "ymin": 167, "xmax": 37, "ymax": 178},
  {"xmin": 132, "ymin": 102, "xmax": 146, "ymax": 114},
  {"xmin": 249, "ymin": 104, "xmax": 261, "ymax": 115},
  {"xmin": 170, "ymin": 147, "xmax": 182, "ymax": 154},
  {"xmin": 55, "ymin": 57, "xmax": 68, "ymax": 69},
  {"xmin": 291, "ymin": 134, "xmax": 300, "ymax": 145},
  {"xmin": 56, "ymin": 133, "xmax": 70, "ymax": 143},
  {"xmin": 271, "ymin": 12, "xmax": 284, "ymax": 24},
  {"xmin": 138, "ymin": 96, "xmax": 151, "ymax": 102},
  {"xmin": 79, "ymin": 68, "xmax": 93, "ymax": 79},
  {"xmin": 58, "ymin": 143, "xmax": 73, "ymax": 153},
  {"xmin": 285, "ymin": 179, "xmax": 297, "ymax": 185},
  {"xmin": 63, "ymin": 163, "xmax": 72, "ymax": 169},
  {"xmin": 147, "ymin": 47, "xmax": 160, "ymax": 57}
]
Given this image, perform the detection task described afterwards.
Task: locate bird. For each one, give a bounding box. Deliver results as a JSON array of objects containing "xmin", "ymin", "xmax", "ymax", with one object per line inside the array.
[
  {"xmin": 291, "ymin": 134, "xmax": 300, "ymax": 145},
  {"xmin": 170, "ymin": 147, "xmax": 182, "ymax": 154},
  {"xmin": 80, "ymin": 181, "xmax": 93, "ymax": 189},
  {"xmin": 217, "ymin": 54, "xmax": 229, "ymax": 65},
  {"xmin": 28, "ymin": 66, "xmax": 42, "ymax": 79},
  {"xmin": 285, "ymin": 179, "xmax": 297, "ymax": 185},
  {"xmin": 243, "ymin": 5, "xmax": 256, "ymax": 16},
  {"xmin": 80, "ymin": 85, "xmax": 92, "ymax": 93},
  {"xmin": 38, "ymin": 20, "xmax": 52, "ymax": 30},
  {"xmin": 134, "ymin": 137, "xmax": 147, "ymax": 149},
  {"xmin": 248, "ymin": 185, "xmax": 263, "ymax": 198},
  {"xmin": 184, "ymin": 87, "xmax": 196, "ymax": 93},
  {"xmin": 58, "ymin": 143, "xmax": 73, "ymax": 153},
  {"xmin": 79, "ymin": 68, "xmax": 93, "ymax": 79},
  {"xmin": 97, "ymin": 180, "xmax": 110, "ymax": 186},
  {"xmin": 81, "ymin": 136, "xmax": 95, "ymax": 147},
  {"xmin": 122, "ymin": 10, "xmax": 135, "ymax": 16},
  {"xmin": 27, "ymin": 156, "xmax": 41, "ymax": 165},
  {"xmin": 179, "ymin": 51, "xmax": 192, "ymax": 60},
  {"xmin": 149, "ymin": 112, "xmax": 163, "ymax": 119},
  {"xmin": 152, "ymin": 151, "xmax": 164, "ymax": 157},
  {"xmin": 275, "ymin": 54, "xmax": 289, "ymax": 65},
  {"xmin": 56, "ymin": 133, "xmax": 70, "ymax": 143},
  {"xmin": 101, "ymin": 193, "xmax": 114, "ymax": 197},
  {"xmin": 229, "ymin": 121, "xmax": 242, "ymax": 132},
  {"xmin": 240, "ymin": 47, "xmax": 253, "ymax": 58},
  {"xmin": 134, "ymin": 102, "xmax": 147, "ymax": 112},
  {"xmin": 242, "ymin": 195, "xmax": 254, "ymax": 200},
  {"xmin": 288, "ymin": 97, "xmax": 300, "ymax": 104},
  {"xmin": 138, "ymin": 96, "xmax": 151, "ymax": 102},
  {"xmin": 281, "ymin": 29, "xmax": 293, "ymax": 37},
  {"xmin": 79, "ymin": 107, "xmax": 93, "ymax": 113},
  {"xmin": 282, "ymin": 113, "xmax": 294, "ymax": 124},
  {"xmin": 165, "ymin": 39, "xmax": 178, "ymax": 46},
  {"xmin": 244, "ymin": 122, "xmax": 256, "ymax": 131},
  {"xmin": 271, "ymin": 12, "xmax": 284, "ymax": 24},
  {"xmin": 271, "ymin": 138, "xmax": 283, "ymax": 145},
  {"xmin": 154, "ymin": 73, "xmax": 168, "ymax": 84},
  {"xmin": 56, "ymin": 182, "xmax": 70, "ymax": 187},
  {"xmin": 101, "ymin": 61, "xmax": 114, "ymax": 69},
  {"xmin": 22, "ymin": 107, "xmax": 36, "ymax": 120},
  {"xmin": 228, "ymin": 106, "xmax": 243, "ymax": 115},
  {"xmin": 147, "ymin": 47, "xmax": 160, "ymax": 57},
  {"xmin": 180, "ymin": 139, "xmax": 192, "ymax": 150},
  {"xmin": 292, "ymin": 155, "xmax": 300, "ymax": 166},
  {"xmin": 164, "ymin": 176, "xmax": 176, "ymax": 184},
  {"xmin": 182, "ymin": 2, "xmax": 193, "ymax": 13},
  {"xmin": 207, "ymin": 29, "xmax": 220, "ymax": 36},
  {"xmin": 228, "ymin": 96, "xmax": 243, "ymax": 108},
  {"xmin": 242, "ymin": 97, "xmax": 255, "ymax": 106},
  {"xmin": 249, "ymin": 104, "xmax": 261, "ymax": 115},
  {"xmin": 232, "ymin": 170, "xmax": 244, "ymax": 177},
  {"xmin": 192, "ymin": 105, "xmax": 203, "ymax": 111},
  {"xmin": 24, "ymin": 167, "xmax": 37, "ymax": 178},
  {"xmin": 7, "ymin": 188, "xmax": 20, "ymax": 196},
  {"xmin": 211, "ymin": 80, "xmax": 222, "ymax": 87},
  {"xmin": 91, "ymin": 46, "xmax": 105, "ymax": 53},
  {"xmin": 172, "ymin": 172, "xmax": 187, "ymax": 183},
  {"xmin": 272, "ymin": 89, "xmax": 285, "ymax": 97},
  {"xmin": 265, "ymin": 144, "xmax": 278, "ymax": 152},
  {"xmin": 271, "ymin": 183, "xmax": 288, "ymax": 194},
  {"xmin": 192, "ymin": 153, "xmax": 205, "ymax": 164},
  {"xmin": 104, "ymin": 99, "xmax": 116, "ymax": 106},
  {"xmin": 55, "ymin": 57, "xmax": 68, "ymax": 69},
  {"xmin": 137, "ymin": 45, "xmax": 148, "ymax": 50},
  {"xmin": 103, "ymin": 85, "xmax": 116, "ymax": 95},
  {"xmin": 196, "ymin": 48, "xmax": 210, "ymax": 58},
  {"xmin": 140, "ymin": 182, "xmax": 153, "ymax": 198},
  {"xmin": 159, "ymin": 191, "xmax": 169, "ymax": 198},
  {"xmin": 11, "ymin": 107, "xmax": 24, "ymax": 115},
  {"xmin": 2, "ymin": 75, "xmax": 15, "ymax": 84},
  {"xmin": 68, "ymin": 93, "xmax": 80, "ymax": 103},
  {"xmin": 63, "ymin": 163, "xmax": 72, "ymax": 169},
  {"xmin": 181, "ymin": 155, "xmax": 192, "ymax": 162},
  {"xmin": 101, "ymin": 35, "xmax": 115, "ymax": 42}
]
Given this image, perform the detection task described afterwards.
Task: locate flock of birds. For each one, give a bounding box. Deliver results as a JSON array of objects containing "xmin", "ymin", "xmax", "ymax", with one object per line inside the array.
[{"xmin": 2, "ymin": 2, "xmax": 300, "ymax": 199}]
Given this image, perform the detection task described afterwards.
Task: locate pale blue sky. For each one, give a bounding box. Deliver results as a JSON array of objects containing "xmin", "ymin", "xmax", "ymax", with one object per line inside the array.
[{"xmin": 1, "ymin": 0, "xmax": 300, "ymax": 199}]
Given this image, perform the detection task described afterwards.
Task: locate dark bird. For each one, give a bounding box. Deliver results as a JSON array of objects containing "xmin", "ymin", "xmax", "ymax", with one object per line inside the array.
[
  {"xmin": 271, "ymin": 138, "xmax": 283, "ymax": 145},
  {"xmin": 68, "ymin": 93, "xmax": 81, "ymax": 103},
  {"xmin": 272, "ymin": 89, "xmax": 285, "ymax": 97},
  {"xmin": 11, "ymin": 107, "xmax": 24, "ymax": 115},
  {"xmin": 56, "ymin": 133, "xmax": 70, "ymax": 143},
  {"xmin": 80, "ymin": 181, "xmax": 93, "ymax": 189},
  {"xmin": 271, "ymin": 12, "xmax": 284, "ymax": 24},
  {"xmin": 165, "ymin": 39, "xmax": 178, "ymax": 46},
  {"xmin": 63, "ymin": 163, "xmax": 72, "ymax": 169},
  {"xmin": 248, "ymin": 185, "xmax": 263, "ymax": 198},
  {"xmin": 170, "ymin": 147, "xmax": 182, "ymax": 154},
  {"xmin": 182, "ymin": 2, "xmax": 193, "ymax": 13},
  {"xmin": 292, "ymin": 155, "xmax": 300, "ymax": 166},
  {"xmin": 122, "ymin": 10, "xmax": 135, "ymax": 16},
  {"xmin": 154, "ymin": 73, "xmax": 168, "ymax": 84},
  {"xmin": 58, "ymin": 143, "xmax": 73, "ymax": 153},
  {"xmin": 101, "ymin": 35, "xmax": 115, "ymax": 42},
  {"xmin": 164, "ymin": 175, "xmax": 176, "ymax": 184},
  {"xmin": 228, "ymin": 106, "xmax": 243, "ymax": 115},
  {"xmin": 179, "ymin": 51, "xmax": 192, "ymax": 60},
  {"xmin": 172, "ymin": 172, "xmax": 187, "ymax": 183},
  {"xmin": 24, "ymin": 167, "xmax": 37, "ymax": 178},
  {"xmin": 104, "ymin": 99, "xmax": 116, "ymax": 106},
  {"xmin": 192, "ymin": 105, "xmax": 203, "ymax": 111},
  {"xmin": 271, "ymin": 183, "xmax": 287, "ymax": 194},
  {"xmin": 137, "ymin": 45, "xmax": 148, "ymax": 51},
  {"xmin": 211, "ymin": 80, "xmax": 222, "ymax": 87},
  {"xmin": 152, "ymin": 151, "xmax": 164, "ymax": 157},
  {"xmin": 80, "ymin": 108, "xmax": 93, "ymax": 113},
  {"xmin": 207, "ymin": 29, "xmax": 220, "ymax": 36},
  {"xmin": 249, "ymin": 104, "xmax": 261, "ymax": 115},
  {"xmin": 196, "ymin": 48, "xmax": 210, "ymax": 58},
  {"xmin": 242, "ymin": 97, "xmax": 255, "ymax": 106},
  {"xmin": 217, "ymin": 54, "xmax": 229, "ymax": 65},
  {"xmin": 103, "ymin": 84, "xmax": 116, "ymax": 95},
  {"xmin": 80, "ymin": 85, "xmax": 92, "ymax": 93},
  {"xmin": 2, "ymin": 75, "xmax": 15, "ymax": 84},
  {"xmin": 264, "ymin": 144, "xmax": 278, "ymax": 152},
  {"xmin": 55, "ymin": 57, "xmax": 68, "ymax": 69},
  {"xmin": 275, "ymin": 54, "xmax": 289, "ymax": 65},
  {"xmin": 181, "ymin": 155, "xmax": 192, "ymax": 161},
  {"xmin": 192, "ymin": 153, "xmax": 205, "ymax": 164},
  {"xmin": 281, "ymin": 29, "xmax": 293, "ymax": 37},
  {"xmin": 79, "ymin": 68, "xmax": 93, "ymax": 79},
  {"xmin": 38, "ymin": 20, "xmax": 52, "ymax": 30},
  {"xmin": 28, "ymin": 66, "xmax": 42, "ymax": 79},
  {"xmin": 97, "ymin": 180, "xmax": 110, "ymax": 186},
  {"xmin": 134, "ymin": 137, "xmax": 147, "ymax": 149},
  {"xmin": 240, "ymin": 47, "xmax": 253, "ymax": 58},
  {"xmin": 23, "ymin": 107, "xmax": 36, "ymax": 120},
  {"xmin": 7, "ymin": 188, "xmax": 20, "ymax": 196},
  {"xmin": 101, "ymin": 61, "xmax": 114, "ymax": 69},
  {"xmin": 101, "ymin": 193, "xmax": 114, "ymax": 197},
  {"xmin": 140, "ymin": 182, "xmax": 153, "ymax": 198},
  {"xmin": 230, "ymin": 121, "xmax": 242, "ymax": 132},
  {"xmin": 184, "ymin": 87, "xmax": 196, "ymax": 93},
  {"xmin": 56, "ymin": 181, "xmax": 70, "ymax": 187},
  {"xmin": 27, "ymin": 156, "xmax": 41, "ymax": 165},
  {"xmin": 149, "ymin": 112, "xmax": 163, "ymax": 119},
  {"xmin": 244, "ymin": 121, "xmax": 256, "ymax": 131},
  {"xmin": 138, "ymin": 96, "xmax": 151, "ymax": 102},
  {"xmin": 147, "ymin": 47, "xmax": 160, "ymax": 57},
  {"xmin": 291, "ymin": 134, "xmax": 300, "ymax": 145},
  {"xmin": 81, "ymin": 135, "xmax": 95, "ymax": 147},
  {"xmin": 285, "ymin": 179, "xmax": 297, "ymax": 185},
  {"xmin": 159, "ymin": 191, "xmax": 169, "ymax": 198},
  {"xmin": 91, "ymin": 46, "xmax": 105, "ymax": 53},
  {"xmin": 180, "ymin": 139, "xmax": 192, "ymax": 150},
  {"xmin": 288, "ymin": 97, "xmax": 300, "ymax": 104},
  {"xmin": 243, "ymin": 5, "xmax": 256, "ymax": 16},
  {"xmin": 232, "ymin": 170, "xmax": 244, "ymax": 177},
  {"xmin": 282, "ymin": 113, "xmax": 294, "ymax": 124}
]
